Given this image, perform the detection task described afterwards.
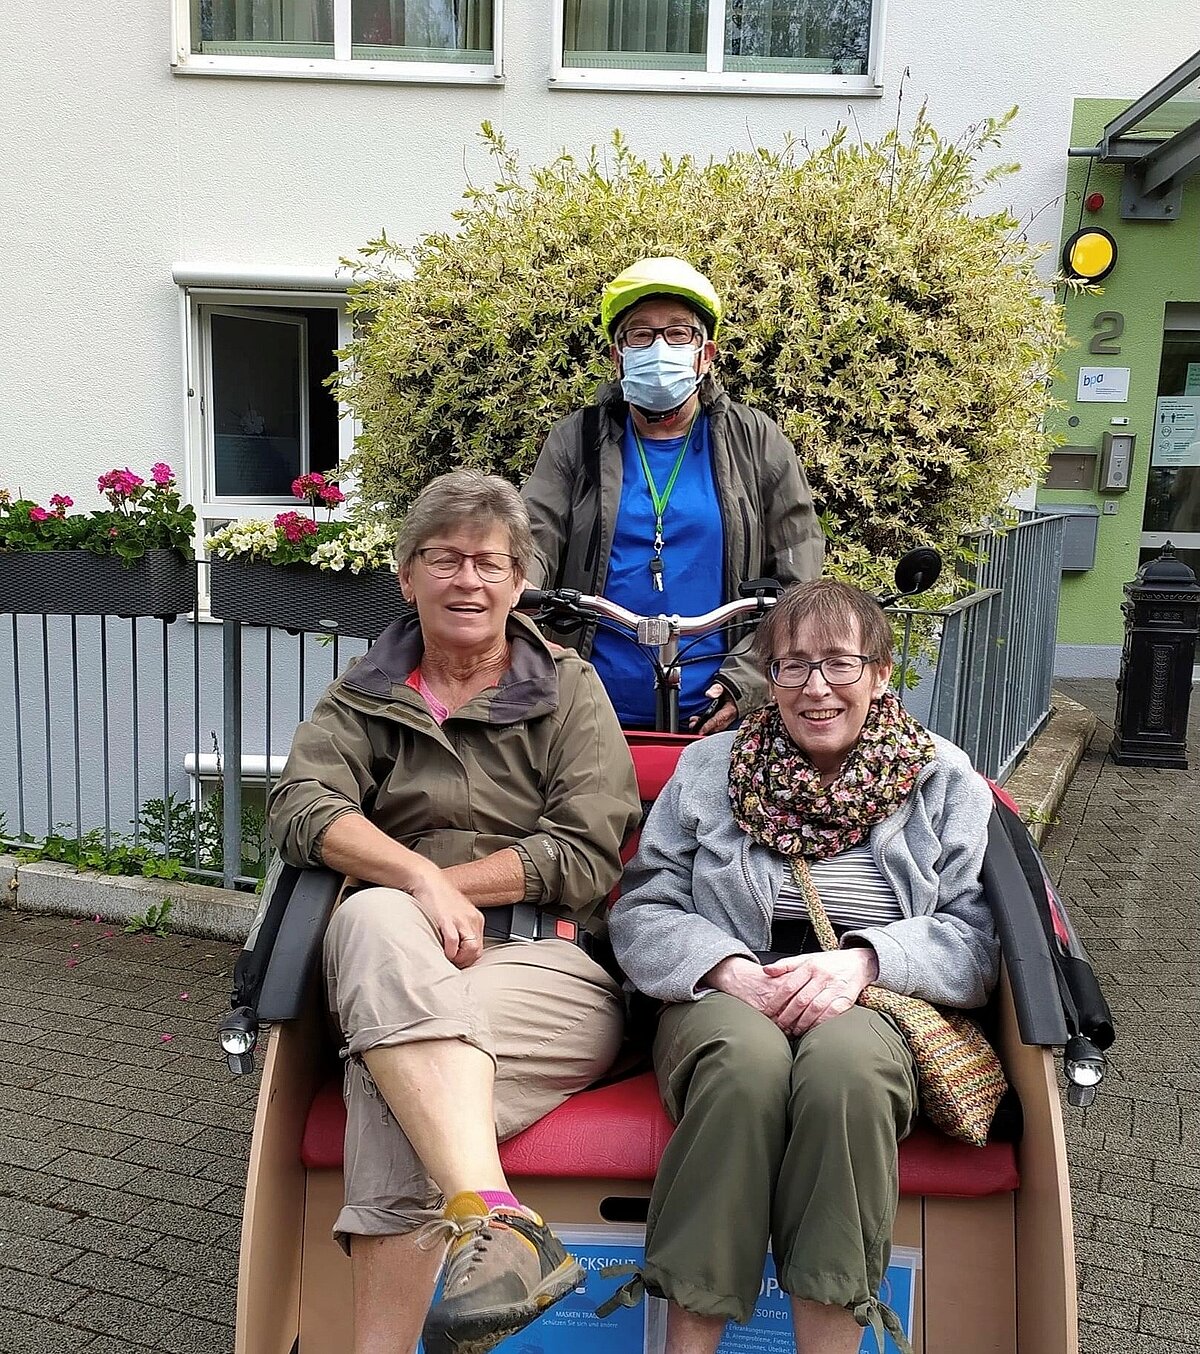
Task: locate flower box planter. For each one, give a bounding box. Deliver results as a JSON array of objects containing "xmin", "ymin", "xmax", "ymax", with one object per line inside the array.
[
  {"xmin": 0, "ymin": 548, "xmax": 197, "ymax": 619},
  {"xmin": 208, "ymin": 558, "xmax": 404, "ymax": 640}
]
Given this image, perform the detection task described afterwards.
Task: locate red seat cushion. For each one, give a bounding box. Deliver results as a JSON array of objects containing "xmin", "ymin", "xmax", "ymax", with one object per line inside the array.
[
  {"xmin": 499, "ymin": 1071, "xmax": 675, "ymax": 1180},
  {"xmin": 301, "ymin": 1070, "xmax": 1018, "ymax": 1197},
  {"xmin": 302, "ymin": 1079, "xmax": 347, "ymax": 1170},
  {"xmin": 627, "ymin": 735, "xmax": 694, "ymax": 802},
  {"xmin": 605, "ymin": 736, "xmax": 692, "ymax": 900}
]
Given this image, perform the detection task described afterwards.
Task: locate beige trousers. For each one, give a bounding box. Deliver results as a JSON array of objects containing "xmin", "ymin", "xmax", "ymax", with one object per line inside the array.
[{"xmin": 323, "ymin": 886, "xmax": 625, "ymax": 1249}]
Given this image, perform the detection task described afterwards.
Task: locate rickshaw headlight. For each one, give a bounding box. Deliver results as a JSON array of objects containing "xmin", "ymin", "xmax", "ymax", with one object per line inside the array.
[
  {"xmin": 219, "ymin": 1006, "xmax": 259, "ymax": 1058},
  {"xmin": 1064, "ymin": 1034, "xmax": 1105, "ymax": 1106}
]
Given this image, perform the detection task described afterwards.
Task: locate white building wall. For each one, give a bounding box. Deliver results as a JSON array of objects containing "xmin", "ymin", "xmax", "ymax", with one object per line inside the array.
[{"xmin": 1, "ymin": 4, "xmax": 1196, "ymax": 506}]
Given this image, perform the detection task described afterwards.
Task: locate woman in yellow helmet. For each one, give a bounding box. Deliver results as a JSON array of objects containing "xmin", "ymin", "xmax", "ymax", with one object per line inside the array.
[{"xmin": 521, "ymin": 257, "xmax": 825, "ymax": 732}]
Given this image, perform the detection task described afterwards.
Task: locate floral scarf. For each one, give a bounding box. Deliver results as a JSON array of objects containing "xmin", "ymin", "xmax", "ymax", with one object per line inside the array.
[{"xmin": 727, "ymin": 691, "xmax": 936, "ymax": 860}]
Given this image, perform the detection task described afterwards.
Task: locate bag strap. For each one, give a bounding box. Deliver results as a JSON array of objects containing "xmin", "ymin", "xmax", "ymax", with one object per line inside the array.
[{"xmin": 789, "ymin": 859, "xmax": 838, "ymax": 952}]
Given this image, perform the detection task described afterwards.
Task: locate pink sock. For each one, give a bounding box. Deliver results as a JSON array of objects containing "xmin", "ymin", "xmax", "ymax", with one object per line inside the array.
[{"xmin": 478, "ymin": 1189, "xmax": 522, "ymax": 1212}]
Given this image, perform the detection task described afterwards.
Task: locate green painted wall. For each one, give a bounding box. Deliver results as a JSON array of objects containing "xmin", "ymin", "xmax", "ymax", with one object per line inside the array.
[{"xmin": 1045, "ymin": 98, "xmax": 1200, "ymax": 646}]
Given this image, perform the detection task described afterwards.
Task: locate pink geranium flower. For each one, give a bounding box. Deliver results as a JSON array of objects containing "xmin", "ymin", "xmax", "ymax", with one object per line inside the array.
[
  {"xmin": 49, "ymin": 494, "xmax": 73, "ymax": 515},
  {"xmin": 29, "ymin": 505, "xmax": 49, "ymax": 522},
  {"xmin": 151, "ymin": 462, "xmax": 174, "ymax": 486},
  {"xmin": 274, "ymin": 510, "xmax": 320, "ymax": 545},
  {"xmin": 97, "ymin": 468, "xmax": 145, "ymax": 501},
  {"xmin": 291, "ymin": 472, "xmax": 328, "ymax": 501},
  {"xmin": 319, "ymin": 484, "xmax": 346, "ymax": 507}
]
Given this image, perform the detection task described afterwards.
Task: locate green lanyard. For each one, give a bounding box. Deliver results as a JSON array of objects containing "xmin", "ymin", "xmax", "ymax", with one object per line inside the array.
[{"xmin": 633, "ymin": 415, "xmax": 698, "ymax": 591}]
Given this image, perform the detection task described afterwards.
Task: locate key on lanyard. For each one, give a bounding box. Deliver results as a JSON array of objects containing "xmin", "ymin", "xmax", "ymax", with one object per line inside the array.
[
  {"xmin": 636, "ymin": 421, "xmax": 695, "ymax": 600},
  {"xmin": 650, "ymin": 522, "xmax": 665, "ymax": 591}
]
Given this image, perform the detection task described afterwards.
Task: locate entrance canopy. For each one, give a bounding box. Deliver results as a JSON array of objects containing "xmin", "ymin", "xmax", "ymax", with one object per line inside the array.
[{"xmin": 1070, "ymin": 48, "xmax": 1200, "ymax": 219}]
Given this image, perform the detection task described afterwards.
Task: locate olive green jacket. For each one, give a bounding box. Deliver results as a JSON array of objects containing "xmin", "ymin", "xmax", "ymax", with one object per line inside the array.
[
  {"xmin": 520, "ymin": 374, "xmax": 825, "ymax": 716},
  {"xmin": 266, "ymin": 611, "xmax": 641, "ymax": 927}
]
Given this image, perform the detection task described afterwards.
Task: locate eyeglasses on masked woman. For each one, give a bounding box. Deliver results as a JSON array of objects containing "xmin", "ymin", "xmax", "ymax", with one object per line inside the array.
[
  {"xmin": 768, "ymin": 654, "xmax": 875, "ymax": 688},
  {"xmin": 617, "ymin": 324, "xmax": 704, "ymax": 350},
  {"xmin": 414, "ymin": 547, "xmax": 519, "ymax": 583}
]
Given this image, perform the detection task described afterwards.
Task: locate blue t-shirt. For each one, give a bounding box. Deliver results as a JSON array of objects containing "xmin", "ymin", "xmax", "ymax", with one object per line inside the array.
[{"xmin": 590, "ymin": 414, "xmax": 726, "ymax": 728}]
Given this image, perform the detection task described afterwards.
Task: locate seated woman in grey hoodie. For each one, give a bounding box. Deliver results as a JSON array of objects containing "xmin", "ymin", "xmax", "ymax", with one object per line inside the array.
[{"xmin": 608, "ymin": 578, "xmax": 998, "ymax": 1354}]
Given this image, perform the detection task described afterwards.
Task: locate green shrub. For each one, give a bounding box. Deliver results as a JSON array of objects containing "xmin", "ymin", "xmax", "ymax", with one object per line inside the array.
[
  {"xmin": 124, "ymin": 898, "xmax": 174, "ymax": 937},
  {"xmin": 9, "ymin": 790, "xmax": 267, "ymax": 885},
  {"xmin": 336, "ymin": 109, "xmax": 1065, "ymax": 588}
]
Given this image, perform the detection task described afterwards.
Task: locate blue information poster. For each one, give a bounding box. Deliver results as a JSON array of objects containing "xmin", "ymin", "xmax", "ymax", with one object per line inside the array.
[
  {"xmin": 477, "ymin": 1227, "xmax": 920, "ymax": 1354},
  {"xmin": 493, "ymin": 1226, "xmax": 659, "ymax": 1354},
  {"xmin": 715, "ymin": 1248, "xmax": 920, "ymax": 1354}
]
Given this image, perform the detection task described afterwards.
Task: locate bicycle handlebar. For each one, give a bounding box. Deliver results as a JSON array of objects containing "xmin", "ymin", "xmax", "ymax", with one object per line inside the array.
[{"xmin": 517, "ymin": 587, "xmax": 777, "ymax": 640}]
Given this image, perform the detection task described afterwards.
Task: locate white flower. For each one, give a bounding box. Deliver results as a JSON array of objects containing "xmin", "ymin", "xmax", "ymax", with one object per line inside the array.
[
  {"xmin": 204, "ymin": 513, "xmax": 398, "ymax": 574},
  {"xmin": 312, "ymin": 540, "xmax": 348, "ymax": 572},
  {"xmin": 205, "ymin": 518, "xmax": 279, "ymax": 561}
]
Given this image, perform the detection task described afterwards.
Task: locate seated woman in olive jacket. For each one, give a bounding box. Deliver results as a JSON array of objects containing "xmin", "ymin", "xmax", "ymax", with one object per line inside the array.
[{"xmin": 268, "ymin": 469, "xmax": 640, "ymax": 1354}]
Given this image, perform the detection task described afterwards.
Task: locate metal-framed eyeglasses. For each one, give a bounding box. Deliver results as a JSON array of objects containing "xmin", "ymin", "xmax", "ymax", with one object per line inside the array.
[
  {"xmin": 768, "ymin": 654, "xmax": 874, "ymax": 688},
  {"xmin": 616, "ymin": 324, "xmax": 704, "ymax": 350},
  {"xmin": 413, "ymin": 548, "xmax": 519, "ymax": 582}
]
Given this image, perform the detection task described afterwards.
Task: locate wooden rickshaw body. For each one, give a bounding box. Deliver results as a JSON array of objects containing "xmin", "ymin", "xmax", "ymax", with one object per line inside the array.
[{"xmin": 230, "ymin": 735, "xmax": 1087, "ymax": 1354}]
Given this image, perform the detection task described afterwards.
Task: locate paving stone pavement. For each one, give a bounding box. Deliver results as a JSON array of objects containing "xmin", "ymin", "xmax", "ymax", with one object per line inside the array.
[
  {"xmin": 1046, "ymin": 679, "xmax": 1200, "ymax": 1354},
  {"xmin": 0, "ymin": 910, "xmax": 253, "ymax": 1353},
  {"xmin": 0, "ymin": 677, "xmax": 1195, "ymax": 1352}
]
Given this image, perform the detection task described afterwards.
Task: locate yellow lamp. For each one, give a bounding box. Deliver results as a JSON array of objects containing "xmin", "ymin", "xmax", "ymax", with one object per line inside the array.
[{"xmin": 1062, "ymin": 228, "xmax": 1117, "ymax": 282}]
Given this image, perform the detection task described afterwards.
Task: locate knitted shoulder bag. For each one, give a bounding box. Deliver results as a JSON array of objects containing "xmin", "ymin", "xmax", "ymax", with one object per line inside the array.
[{"xmin": 791, "ymin": 859, "xmax": 1008, "ymax": 1148}]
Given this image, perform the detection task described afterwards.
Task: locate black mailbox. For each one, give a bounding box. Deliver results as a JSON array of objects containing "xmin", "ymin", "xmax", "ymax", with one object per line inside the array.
[{"xmin": 1111, "ymin": 545, "xmax": 1200, "ymax": 769}]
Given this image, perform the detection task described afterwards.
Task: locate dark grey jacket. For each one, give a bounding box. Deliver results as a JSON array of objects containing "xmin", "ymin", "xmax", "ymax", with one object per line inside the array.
[{"xmin": 520, "ymin": 375, "xmax": 825, "ymax": 715}]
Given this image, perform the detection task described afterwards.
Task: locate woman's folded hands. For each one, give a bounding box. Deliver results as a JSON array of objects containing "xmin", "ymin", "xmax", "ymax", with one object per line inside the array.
[{"xmin": 704, "ymin": 949, "xmax": 880, "ymax": 1037}]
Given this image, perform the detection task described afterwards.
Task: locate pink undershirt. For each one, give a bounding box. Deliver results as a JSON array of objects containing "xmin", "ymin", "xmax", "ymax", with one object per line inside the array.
[{"xmin": 405, "ymin": 667, "xmax": 450, "ymax": 725}]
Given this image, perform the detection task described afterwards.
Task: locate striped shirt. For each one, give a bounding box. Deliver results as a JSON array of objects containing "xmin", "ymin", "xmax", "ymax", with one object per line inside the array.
[{"xmin": 774, "ymin": 843, "xmax": 903, "ymax": 931}]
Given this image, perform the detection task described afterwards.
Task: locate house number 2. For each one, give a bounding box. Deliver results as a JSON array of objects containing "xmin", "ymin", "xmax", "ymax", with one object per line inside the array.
[{"xmin": 1089, "ymin": 311, "xmax": 1124, "ymax": 356}]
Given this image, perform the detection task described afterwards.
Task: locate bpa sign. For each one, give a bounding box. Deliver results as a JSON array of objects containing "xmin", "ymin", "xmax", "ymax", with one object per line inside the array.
[{"xmin": 1077, "ymin": 367, "xmax": 1130, "ymax": 403}]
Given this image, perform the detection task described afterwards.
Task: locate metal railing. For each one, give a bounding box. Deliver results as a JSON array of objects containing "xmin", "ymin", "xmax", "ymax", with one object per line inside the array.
[
  {"xmin": 0, "ymin": 512, "xmax": 1065, "ymax": 891},
  {"xmin": 0, "ymin": 590, "xmax": 368, "ymax": 891},
  {"xmin": 895, "ymin": 511, "xmax": 1066, "ymax": 780}
]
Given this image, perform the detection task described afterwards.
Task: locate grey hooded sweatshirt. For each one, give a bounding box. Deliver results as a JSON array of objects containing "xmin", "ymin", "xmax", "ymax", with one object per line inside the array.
[{"xmin": 609, "ymin": 730, "xmax": 999, "ymax": 1009}]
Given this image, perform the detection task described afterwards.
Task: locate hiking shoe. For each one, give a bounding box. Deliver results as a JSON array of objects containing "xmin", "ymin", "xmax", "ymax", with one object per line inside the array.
[{"xmin": 420, "ymin": 1191, "xmax": 583, "ymax": 1354}]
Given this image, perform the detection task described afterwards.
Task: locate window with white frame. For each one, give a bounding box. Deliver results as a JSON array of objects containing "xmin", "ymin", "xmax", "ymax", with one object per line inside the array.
[
  {"xmin": 181, "ymin": 284, "xmax": 355, "ymax": 559},
  {"xmin": 553, "ymin": 0, "xmax": 880, "ymax": 92},
  {"xmin": 174, "ymin": 0, "xmax": 501, "ymax": 81}
]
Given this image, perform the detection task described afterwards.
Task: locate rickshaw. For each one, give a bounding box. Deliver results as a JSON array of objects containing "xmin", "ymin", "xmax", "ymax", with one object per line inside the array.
[{"xmin": 218, "ymin": 556, "xmax": 1114, "ymax": 1354}]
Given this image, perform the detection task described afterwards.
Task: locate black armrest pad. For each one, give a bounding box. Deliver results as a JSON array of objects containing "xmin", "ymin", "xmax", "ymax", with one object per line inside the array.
[
  {"xmin": 257, "ymin": 867, "xmax": 342, "ymax": 1022},
  {"xmin": 983, "ymin": 814, "xmax": 1069, "ymax": 1047}
]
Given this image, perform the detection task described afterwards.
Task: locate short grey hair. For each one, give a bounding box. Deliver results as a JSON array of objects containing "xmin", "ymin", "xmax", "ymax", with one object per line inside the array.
[{"xmin": 394, "ymin": 469, "xmax": 534, "ymax": 576}]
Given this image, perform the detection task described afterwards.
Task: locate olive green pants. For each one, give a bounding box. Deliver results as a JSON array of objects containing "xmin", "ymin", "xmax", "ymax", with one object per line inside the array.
[{"xmin": 645, "ymin": 993, "xmax": 918, "ymax": 1325}]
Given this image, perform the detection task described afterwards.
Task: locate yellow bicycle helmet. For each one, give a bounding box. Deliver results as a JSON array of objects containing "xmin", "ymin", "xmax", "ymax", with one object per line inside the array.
[{"xmin": 600, "ymin": 257, "xmax": 723, "ymax": 340}]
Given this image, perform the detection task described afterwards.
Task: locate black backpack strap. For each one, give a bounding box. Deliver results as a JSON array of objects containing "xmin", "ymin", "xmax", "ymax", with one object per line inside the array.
[
  {"xmin": 230, "ymin": 858, "xmax": 342, "ymax": 1022},
  {"xmin": 257, "ymin": 867, "xmax": 343, "ymax": 1021},
  {"xmin": 566, "ymin": 404, "xmax": 605, "ymax": 613},
  {"xmin": 982, "ymin": 812, "xmax": 1069, "ymax": 1047}
]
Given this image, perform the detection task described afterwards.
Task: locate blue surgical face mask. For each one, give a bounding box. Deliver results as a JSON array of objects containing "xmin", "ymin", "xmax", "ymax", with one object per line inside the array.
[{"xmin": 619, "ymin": 338, "xmax": 701, "ymax": 413}]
